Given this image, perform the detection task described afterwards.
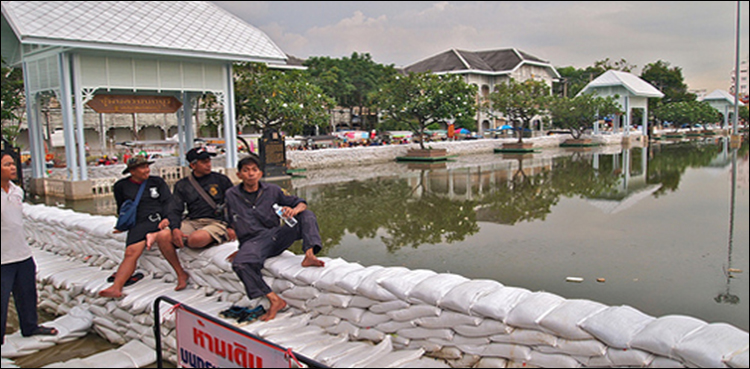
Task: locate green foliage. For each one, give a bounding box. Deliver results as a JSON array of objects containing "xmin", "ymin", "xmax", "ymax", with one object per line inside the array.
[
  {"xmin": 371, "ymin": 72, "xmax": 477, "ymax": 149},
  {"xmin": 485, "ymin": 78, "xmax": 550, "ymax": 143},
  {"xmin": 640, "ymin": 60, "xmax": 695, "ymax": 104},
  {"xmin": 234, "ymin": 63, "xmax": 335, "ymax": 135},
  {"xmin": 555, "ymin": 58, "xmax": 636, "ymax": 97},
  {"xmin": 653, "ymin": 100, "xmax": 719, "ymax": 130},
  {"xmin": 548, "ymin": 94, "xmax": 622, "ymax": 139},
  {"xmin": 1, "ymin": 58, "xmax": 25, "ymax": 145}
]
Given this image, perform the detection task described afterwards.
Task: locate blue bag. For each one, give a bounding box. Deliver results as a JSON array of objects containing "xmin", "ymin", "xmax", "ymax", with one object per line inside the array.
[{"xmin": 115, "ymin": 180, "xmax": 147, "ymax": 232}]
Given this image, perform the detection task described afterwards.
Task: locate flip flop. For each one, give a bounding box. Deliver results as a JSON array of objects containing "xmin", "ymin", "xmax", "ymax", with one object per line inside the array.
[
  {"xmin": 124, "ymin": 272, "xmax": 144, "ymax": 287},
  {"xmin": 219, "ymin": 305, "xmax": 246, "ymax": 319},
  {"xmin": 106, "ymin": 273, "xmax": 117, "ymax": 283},
  {"xmin": 26, "ymin": 326, "xmax": 58, "ymax": 337},
  {"xmin": 237, "ymin": 306, "xmax": 266, "ymax": 325}
]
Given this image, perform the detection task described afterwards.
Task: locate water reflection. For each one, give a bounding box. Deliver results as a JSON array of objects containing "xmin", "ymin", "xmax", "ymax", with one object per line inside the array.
[{"xmin": 716, "ymin": 146, "xmax": 742, "ymax": 305}]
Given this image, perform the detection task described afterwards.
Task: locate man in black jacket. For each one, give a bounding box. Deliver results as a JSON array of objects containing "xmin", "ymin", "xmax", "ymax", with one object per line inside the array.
[
  {"xmin": 168, "ymin": 147, "xmax": 234, "ymax": 249},
  {"xmin": 225, "ymin": 155, "xmax": 325, "ymax": 321}
]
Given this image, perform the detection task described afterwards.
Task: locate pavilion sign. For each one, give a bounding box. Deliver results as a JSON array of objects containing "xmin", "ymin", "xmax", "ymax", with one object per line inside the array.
[{"xmin": 87, "ymin": 95, "xmax": 183, "ymax": 114}]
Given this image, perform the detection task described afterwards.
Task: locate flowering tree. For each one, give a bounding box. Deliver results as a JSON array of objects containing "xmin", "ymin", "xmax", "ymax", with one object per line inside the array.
[
  {"xmin": 548, "ymin": 94, "xmax": 622, "ymax": 139},
  {"xmin": 372, "ymin": 72, "xmax": 477, "ymax": 149},
  {"xmin": 234, "ymin": 63, "xmax": 335, "ymax": 135},
  {"xmin": 486, "ymin": 79, "xmax": 550, "ymax": 144}
]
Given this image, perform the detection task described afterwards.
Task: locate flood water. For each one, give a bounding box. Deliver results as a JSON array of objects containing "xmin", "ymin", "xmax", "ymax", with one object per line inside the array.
[{"xmin": 14, "ymin": 137, "xmax": 748, "ymax": 367}]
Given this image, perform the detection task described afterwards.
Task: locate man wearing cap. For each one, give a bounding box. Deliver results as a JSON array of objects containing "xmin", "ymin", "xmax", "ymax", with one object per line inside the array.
[
  {"xmin": 168, "ymin": 147, "xmax": 234, "ymax": 251},
  {"xmin": 99, "ymin": 156, "xmax": 178, "ymax": 298}
]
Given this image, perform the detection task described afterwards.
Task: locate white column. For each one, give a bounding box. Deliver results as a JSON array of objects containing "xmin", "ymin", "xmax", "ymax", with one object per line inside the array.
[
  {"xmin": 22, "ymin": 66, "xmax": 45, "ymax": 179},
  {"xmin": 223, "ymin": 64, "xmax": 238, "ymax": 169},
  {"xmin": 624, "ymin": 96, "xmax": 631, "ymax": 137},
  {"xmin": 178, "ymin": 92, "xmax": 190, "ymax": 167},
  {"xmin": 58, "ymin": 53, "xmax": 79, "ymax": 181},
  {"xmin": 72, "ymin": 54, "xmax": 88, "ymax": 180},
  {"xmin": 642, "ymin": 106, "xmax": 649, "ymax": 136}
]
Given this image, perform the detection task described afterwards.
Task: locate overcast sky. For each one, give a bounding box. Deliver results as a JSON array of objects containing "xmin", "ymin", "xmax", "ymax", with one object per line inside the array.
[{"xmin": 211, "ymin": 1, "xmax": 749, "ymax": 93}]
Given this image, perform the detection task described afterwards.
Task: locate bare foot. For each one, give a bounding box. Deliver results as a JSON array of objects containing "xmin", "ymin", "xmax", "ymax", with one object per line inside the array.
[
  {"xmin": 301, "ymin": 253, "xmax": 325, "ymax": 268},
  {"xmin": 146, "ymin": 232, "xmax": 158, "ymax": 249},
  {"xmin": 175, "ymin": 272, "xmax": 190, "ymax": 291},
  {"xmin": 98, "ymin": 286, "xmax": 123, "ymax": 298},
  {"xmin": 260, "ymin": 298, "xmax": 287, "ymax": 322}
]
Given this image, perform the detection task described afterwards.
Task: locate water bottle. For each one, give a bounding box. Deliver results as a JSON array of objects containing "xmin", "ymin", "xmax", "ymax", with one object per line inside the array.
[{"xmin": 273, "ymin": 203, "xmax": 298, "ymax": 227}]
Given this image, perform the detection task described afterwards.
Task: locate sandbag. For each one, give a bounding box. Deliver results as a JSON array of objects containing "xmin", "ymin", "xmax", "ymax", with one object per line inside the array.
[
  {"xmin": 470, "ymin": 287, "xmax": 532, "ymax": 322},
  {"xmin": 672, "ymin": 323, "xmax": 749, "ymax": 368},
  {"xmin": 453, "ymin": 319, "xmax": 512, "ymax": 337},
  {"xmin": 481, "ymin": 343, "xmax": 532, "ymax": 362},
  {"xmin": 630, "ymin": 315, "xmax": 707, "ymax": 359},
  {"xmin": 439, "ymin": 280, "xmax": 503, "ymax": 315},
  {"xmin": 537, "ymin": 299, "xmax": 608, "ymax": 340},
  {"xmin": 335, "ymin": 266, "xmax": 385, "ymax": 295},
  {"xmin": 408, "ymin": 274, "xmax": 469, "ymax": 305},
  {"xmin": 723, "ymin": 346, "xmax": 748, "ymax": 369},
  {"xmin": 314, "ymin": 262, "xmax": 365, "ymax": 294},
  {"xmin": 490, "ymin": 328, "xmax": 558, "ymax": 347},
  {"xmin": 332, "ymin": 336, "xmax": 393, "ymax": 368},
  {"xmin": 415, "ymin": 311, "xmax": 482, "ymax": 329},
  {"xmin": 387, "ymin": 305, "xmax": 442, "ymax": 322},
  {"xmin": 527, "ymin": 351, "xmax": 582, "ymax": 368},
  {"xmin": 578, "ymin": 305, "xmax": 655, "ymax": 349},
  {"xmin": 356, "ymin": 267, "xmax": 410, "ymax": 302},
  {"xmin": 504, "ymin": 291, "xmax": 565, "ymax": 331},
  {"xmin": 363, "ymin": 348, "xmax": 424, "ymax": 368},
  {"xmin": 378, "ymin": 269, "xmax": 437, "ymax": 302}
]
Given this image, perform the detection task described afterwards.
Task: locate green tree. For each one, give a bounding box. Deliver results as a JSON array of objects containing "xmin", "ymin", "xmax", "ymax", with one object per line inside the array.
[
  {"xmin": 640, "ymin": 60, "xmax": 695, "ymax": 104},
  {"xmin": 555, "ymin": 58, "xmax": 636, "ymax": 97},
  {"xmin": 234, "ymin": 63, "xmax": 335, "ymax": 135},
  {"xmin": 654, "ymin": 101, "xmax": 718, "ymax": 132},
  {"xmin": 485, "ymin": 78, "xmax": 550, "ymax": 144},
  {"xmin": 1, "ymin": 58, "xmax": 25, "ymax": 146},
  {"xmin": 305, "ymin": 53, "xmax": 397, "ymax": 131},
  {"xmin": 371, "ymin": 72, "xmax": 477, "ymax": 149},
  {"xmin": 548, "ymin": 94, "xmax": 622, "ymax": 139}
]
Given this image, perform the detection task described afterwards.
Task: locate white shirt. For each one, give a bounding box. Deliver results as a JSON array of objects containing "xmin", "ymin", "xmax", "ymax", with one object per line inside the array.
[{"xmin": 1, "ymin": 181, "xmax": 32, "ymax": 264}]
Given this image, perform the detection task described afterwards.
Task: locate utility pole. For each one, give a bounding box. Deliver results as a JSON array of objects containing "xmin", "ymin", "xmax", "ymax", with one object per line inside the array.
[{"xmin": 732, "ymin": 0, "xmax": 741, "ymax": 136}]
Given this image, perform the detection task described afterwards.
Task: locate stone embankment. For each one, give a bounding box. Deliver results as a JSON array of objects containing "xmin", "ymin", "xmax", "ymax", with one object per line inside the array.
[{"xmin": 18, "ymin": 202, "xmax": 749, "ymax": 368}]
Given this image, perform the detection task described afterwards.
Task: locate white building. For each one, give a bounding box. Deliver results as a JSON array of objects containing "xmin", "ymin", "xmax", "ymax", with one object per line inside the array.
[{"xmin": 730, "ymin": 59, "xmax": 748, "ymax": 103}]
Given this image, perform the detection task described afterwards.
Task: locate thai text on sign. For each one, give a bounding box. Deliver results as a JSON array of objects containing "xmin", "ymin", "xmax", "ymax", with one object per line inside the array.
[
  {"xmin": 86, "ymin": 95, "xmax": 183, "ymax": 114},
  {"xmin": 176, "ymin": 307, "xmax": 292, "ymax": 368}
]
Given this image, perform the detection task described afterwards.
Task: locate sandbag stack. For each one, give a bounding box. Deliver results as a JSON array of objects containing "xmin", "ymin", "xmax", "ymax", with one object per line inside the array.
[{"xmin": 22, "ymin": 204, "xmax": 749, "ymax": 368}]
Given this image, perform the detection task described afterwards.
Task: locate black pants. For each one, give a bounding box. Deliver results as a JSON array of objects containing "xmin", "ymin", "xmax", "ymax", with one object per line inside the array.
[
  {"xmin": 1, "ymin": 257, "xmax": 39, "ymax": 344},
  {"xmin": 232, "ymin": 210, "xmax": 322, "ymax": 299}
]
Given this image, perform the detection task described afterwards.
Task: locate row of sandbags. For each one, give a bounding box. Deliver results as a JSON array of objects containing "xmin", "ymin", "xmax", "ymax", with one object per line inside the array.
[{"xmin": 22, "ymin": 204, "xmax": 750, "ymax": 368}]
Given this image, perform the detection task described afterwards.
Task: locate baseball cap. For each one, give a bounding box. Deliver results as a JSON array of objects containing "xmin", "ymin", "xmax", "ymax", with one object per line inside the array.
[
  {"xmin": 186, "ymin": 147, "xmax": 217, "ymax": 163},
  {"xmin": 122, "ymin": 155, "xmax": 154, "ymax": 175}
]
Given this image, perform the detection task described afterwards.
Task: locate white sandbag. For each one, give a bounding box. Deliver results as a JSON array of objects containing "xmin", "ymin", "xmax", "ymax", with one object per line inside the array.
[
  {"xmin": 272, "ymin": 278, "xmax": 296, "ymax": 293},
  {"xmin": 248, "ymin": 313, "xmax": 311, "ymax": 337},
  {"xmin": 535, "ymin": 338, "xmax": 608, "ymax": 358},
  {"xmin": 295, "ymin": 258, "xmax": 347, "ymax": 285},
  {"xmin": 672, "ymin": 323, "xmax": 749, "ymax": 369},
  {"xmin": 481, "ymin": 343, "xmax": 532, "ymax": 362},
  {"xmin": 295, "ymin": 334, "xmax": 349, "ymax": 359},
  {"xmin": 316, "ymin": 341, "xmax": 370, "ymax": 367},
  {"xmin": 93, "ymin": 325, "xmax": 127, "ymax": 345},
  {"xmin": 265, "ymin": 325, "xmax": 326, "ymax": 343},
  {"xmin": 307, "ymin": 293, "xmax": 353, "ymax": 309},
  {"xmin": 310, "ymin": 315, "xmax": 342, "ymax": 328},
  {"xmin": 270, "ymin": 332, "xmax": 330, "ymax": 351},
  {"xmin": 429, "ymin": 335, "xmax": 488, "ymax": 347},
  {"xmin": 490, "ymin": 329, "xmax": 558, "ymax": 347},
  {"xmin": 474, "ymin": 357, "xmax": 509, "ymax": 368},
  {"xmin": 356, "ymin": 328, "xmax": 387, "ymax": 343},
  {"xmin": 314, "ymin": 262, "xmax": 365, "ymax": 294},
  {"xmin": 397, "ymin": 327, "xmax": 454, "ymax": 341},
  {"xmin": 369, "ymin": 299, "xmax": 410, "ymax": 314},
  {"xmin": 326, "ymin": 321, "xmax": 361, "ymax": 338},
  {"xmin": 363, "ymin": 348, "xmax": 425, "ymax": 368},
  {"xmin": 630, "ymin": 315, "xmax": 708, "ymax": 359},
  {"xmin": 415, "ymin": 311, "xmax": 482, "ymax": 329},
  {"xmin": 335, "ymin": 266, "xmax": 385, "ymax": 295},
  {"xmin": 387, "ymin": 305, "xmax": 442, "ymax": 322},
  {"xmin": 453, "ymin": 319, "xmax": 512, "ymax": 337},
  {"xmin": 724, "ymin": 346, "xmax": 748, "ymax": 369},
  {"xmin": 505, "ymin": 292, "xmax": 565, "ymax": 331},
  {"xmin": 116, "ymin": 340, "xmax": 157, "ymax": 368},
  {"xmin": 77, "ymin": 348, "xmax": 138, "ymax": 368},
  {"xmin": 427, "ymin": 346, "xmax": 463, "ymax": 360},
  {"xmin": 398, "ymin": 357, "xmax": 452, "ymax": 368},
  {"xmin": 408, "ymin": 274, "xmax": 469, "ymax": 305},
  {"xmin": 350, "ymin": 296, "xmax": 379, "ymax": 309},
  {"xmin": 470, "ymin": 287, "xmax": 532, "ymax": 322},
  {"xmin": 356, "ymin": 311, "xmax": 392, "ymax": 328},
  {"xmin": 527, "ymin": 351, "xmax": 582, "ymax": 368},
  {"xmin": 578, "ymin": 305, "xmax": 655, "ymax": 349},
  {"xmin": 331, "ymin": 307, "xmax": 367, "ymax": 323},
  {"xmin": 375, "ymin": 320, "xmax": 416, "ymax": 334},
  {"xmin": 605, "ymin": 347, "xmax": 655, "ymax": 367},
  {"xmin": 537, "ymin": 299, "xmax": 608, "ymax": 340},
  {"xmin": 356, "ymin": 267, "xmax": 410, "ymax": 302},
  {"xmin": 333, "ymin": 336, "xmax": 393, "ymax": 368},
  {"xmin": 0, "ymin": 334, "xmax": 56, "ymax": 358},
  {"xmin": 439, "ymin": 280, "xmax": 503, "ymax": 315},
  {"xmin": 649, "ymin": 356, "xmax": 686, "ymax": 368},
  {"xmin": 281, "ymin": 286, "xmax": 321, "ymax": 301}
]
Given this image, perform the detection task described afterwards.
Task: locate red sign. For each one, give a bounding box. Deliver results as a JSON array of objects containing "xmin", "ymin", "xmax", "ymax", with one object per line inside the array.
[
  {"xmin": 176, "ymin": 307, "xmax": 292, "ymax": 368},
  {"xmin": 87, "ymin": 95, "xmax": 182, "ymax": 114}
]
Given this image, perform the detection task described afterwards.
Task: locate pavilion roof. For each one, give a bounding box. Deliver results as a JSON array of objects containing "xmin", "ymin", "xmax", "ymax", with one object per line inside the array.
[
  {"xmin": 1, "ymin": 1, "xmax": 286, "ymax": 63},
  {"xmin": 700, "ymin": 89, "xmax": 745, "ymax": 106},
  {"xmin": 579, "ymin": 70, "xmax": 664, "ymax": 98}
]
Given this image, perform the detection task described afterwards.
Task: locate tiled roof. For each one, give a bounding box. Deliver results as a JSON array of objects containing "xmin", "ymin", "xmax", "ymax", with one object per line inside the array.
[
  {"xmin": 2, "ymin": 1, "xmax": 286, "ymax": 62},
  {"xmin": 405, "ymin": 48, "xmax": 556, "ymax": 76}
]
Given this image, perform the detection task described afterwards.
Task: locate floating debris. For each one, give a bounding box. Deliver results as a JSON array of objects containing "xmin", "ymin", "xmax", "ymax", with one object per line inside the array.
[
  {"xmin": 597, "ymin": 278, "xmax": 606, "ymax": 283},
  {"xmin": 566, "ymin": 277, "xmax": 584, "ymax": 283}
]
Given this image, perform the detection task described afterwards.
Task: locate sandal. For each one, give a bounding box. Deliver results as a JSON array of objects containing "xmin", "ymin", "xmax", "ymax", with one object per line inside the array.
[
  {"xmin": 237, "ymin": 306, "xmax": 266, "ymax": 325},
  {"xmin": 107, "ymin": 272, "xmax": 144, "ymax": 286},
  {"xmin": 219, "ymin": 305, "xmax": 246, "ymax": 319},
  {"xmin": 26, "ymin": 326, "xmax": 58, "ymax": 337}
]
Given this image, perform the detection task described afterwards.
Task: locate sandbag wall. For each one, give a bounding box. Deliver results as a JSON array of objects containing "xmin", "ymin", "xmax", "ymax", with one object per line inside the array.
[{"xmin": 23, "ymin": 204, "xmax": 749, "ymax": 368}]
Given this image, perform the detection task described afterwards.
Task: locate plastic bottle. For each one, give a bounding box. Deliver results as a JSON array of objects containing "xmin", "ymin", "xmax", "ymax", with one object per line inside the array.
[{"xmin": 273, "ymin": 203, "xmax": 298, "ymax": 227}]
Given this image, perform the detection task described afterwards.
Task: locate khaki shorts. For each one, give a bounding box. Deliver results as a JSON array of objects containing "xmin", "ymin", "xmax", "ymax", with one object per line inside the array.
[{"xmin": 180, "ymin": 219, "xmax": 229, "ymax": 245}]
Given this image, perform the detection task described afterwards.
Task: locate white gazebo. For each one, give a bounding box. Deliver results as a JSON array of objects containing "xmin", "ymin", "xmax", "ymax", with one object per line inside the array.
[
  {"xmin": 2, "ymin": 1, "xmax": 286, "ymax": 198},
  {"xmin": 699, "ymin": 89, "xmax": 745, "ymax": 129},
  {"xmin": 578, "ymin": 70, "xmax": 664, "ymax": 136}
]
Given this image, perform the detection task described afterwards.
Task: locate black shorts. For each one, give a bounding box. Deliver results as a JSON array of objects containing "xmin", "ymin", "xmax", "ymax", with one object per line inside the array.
[{"xmin": 126, "ymin": 219, "xmax": 161, "ymax": 246}]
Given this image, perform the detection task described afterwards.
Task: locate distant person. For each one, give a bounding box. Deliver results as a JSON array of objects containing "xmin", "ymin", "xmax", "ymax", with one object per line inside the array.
[
  {"xmin": 99, "ymin": 156, "xmax": 181, "ymax": 298},
  {"xmin": 2, "ymin": 150, "xmax": 58, "ymax": 343},
  {"xmin": 168, "ymin": 147, "xmax": 234, "ymax": 250},
  {"xmin": 225, "ymin": 155, "xmax": 325, "ymax": 321}
]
